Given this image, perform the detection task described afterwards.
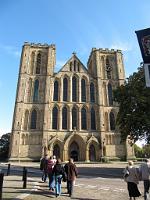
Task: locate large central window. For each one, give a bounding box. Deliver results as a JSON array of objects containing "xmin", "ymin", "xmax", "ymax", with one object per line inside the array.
[
  {"xmin": 53, "ymin": 81, "xmax": 59, "ymax": 101},
  {"xmin": 81, "ymin": 79, "xmax": 86, "ymax": 102},
  {"xmin": 72, "ymin": 107, "xmax": 77, "ymax": 129},
  {"xmin": 52, "ymin": 107, "xmax": 58, "ymax": 129},
  {"xmin": 63, "ymin": 78, "xmax": 68, "ymax": 101},
  {"xmin": 72, "ymin": 77, "xmax": 77, "ymax": 102},
  {"xmin": 81, "ymin": 107, "xmax": 87, "ymax": 130}
]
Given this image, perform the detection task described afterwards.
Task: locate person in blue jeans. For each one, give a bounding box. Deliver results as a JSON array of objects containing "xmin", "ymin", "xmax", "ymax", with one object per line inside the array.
[{"xmin": 52, "ymin": 158, "xmax": 65, "ymax": 197}]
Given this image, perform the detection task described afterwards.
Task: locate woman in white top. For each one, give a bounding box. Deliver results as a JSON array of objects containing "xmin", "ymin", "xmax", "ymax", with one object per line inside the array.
[{"xmin": 123, "ymin": 160, "xmax": 141, "ymax": 200}]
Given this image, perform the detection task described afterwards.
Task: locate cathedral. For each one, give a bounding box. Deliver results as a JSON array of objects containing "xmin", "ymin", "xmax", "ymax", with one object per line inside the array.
[{"xmin": 9, "ymin": 42, "xmax": 134, "ymax": 161}]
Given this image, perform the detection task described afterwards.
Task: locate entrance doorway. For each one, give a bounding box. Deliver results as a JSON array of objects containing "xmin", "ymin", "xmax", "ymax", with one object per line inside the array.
[
  {"xmin": 69, "ymin": 141, "xmax": 79, "ymax": 161},
  {"xmin": 53, "ymin": 144, "xmax": 60, "ymax": 159},
  {"xmin": 89, "ymin": 144, "xmax": 96, "ymax": 161}
]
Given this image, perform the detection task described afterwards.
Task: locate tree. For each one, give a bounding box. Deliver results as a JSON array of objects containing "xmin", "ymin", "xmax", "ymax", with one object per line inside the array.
[
  {"xmin": 0, "ymin": 132, "xmax": 11, "ymax": 160},
  {"xmin": 134, "ymin": 144, "xmax": 144, "ymax": 158},
  {"xmin": 114, "ymin": 67, "xmax": 150, "ymax": 144}
]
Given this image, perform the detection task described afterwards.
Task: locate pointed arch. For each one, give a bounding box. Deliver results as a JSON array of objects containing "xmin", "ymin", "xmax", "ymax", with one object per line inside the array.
[
  {"xmin": 36, "ymin": 52, "xmax": 41, "ymax": 74},
  {"xmin": 30, "ymin": 52, "xmax": 35, "ymax": 74},
  {"xmin": 81, "ymin": 107, "xmax": 87, "ymax": 130},
  {"xmin": 30, "ymin": 109, "xmax": 37, "ymax": 129},
  {"xmin": 24, "ymin": 110, "xmax": 29, "ymax": 130},
  {"xmin": 91, "ymin": 107, "xmax": 96, "ymax": 130},
  {"xmin": 52, "ymin": 106, "xmax": 58, "ymax": 129},
  {"xmin": 72, "ymin": 76, "xmax": 77, "ymax": 102},
  {"xmin": 108, "ymin": 83, "xmax": 113, "ymax": 106},
  {"xmin": 53, "ymin": 80, "xmax": 59, "ymax": 101},
  {"xmin": 90, "ymin": 82, "xmax": 95, "ymax": 103},
  {"xmin": 33, "ymin": 79, "xmax": 39, "ymax": 102},
  {"xmin": 109, "ymin": 111, "xmax": 115, "ymax": 131},
  {"xmin": 81, "ymin": 78, "xmax": 86, "ymax": 102},
  {"xmin": 53, "ymin": 144, "xmax": 60, "ymax": 159},
  {"xmin": 62, "ymin": 106, "xmax": 68, "ymax": 129},
  {"xmin": 72, "ymin": 107, "xmax": 77, "ymax": 129},
  {"xmin": 106, "ymin": 57, "xmax": 111, "ymax": 79},
  {"xmin": 63, "ymin": 77, "xmax": 68, "ymax": 101}
]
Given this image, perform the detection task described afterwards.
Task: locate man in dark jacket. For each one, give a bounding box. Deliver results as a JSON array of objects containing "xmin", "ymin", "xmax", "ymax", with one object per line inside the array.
[
  {"xmin": 64, "ymin": 158, "xmax": 78, "ymax": 197},
  {"xmin": 40, "ymin": 154, "xmax": 48, "ymax": 182}
]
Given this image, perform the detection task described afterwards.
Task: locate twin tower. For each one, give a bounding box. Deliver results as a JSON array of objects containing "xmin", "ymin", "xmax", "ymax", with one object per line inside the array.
[{"xmin": 9, "ymin": 42, "xmax": 134, "ymax": 161}]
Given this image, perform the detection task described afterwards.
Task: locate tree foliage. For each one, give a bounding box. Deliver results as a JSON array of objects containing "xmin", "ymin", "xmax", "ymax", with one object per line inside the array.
[
  {"xmin": 114, "ymin": 67, "xmax": 150, "ymax": 144},
  {"xmin": 0, "ymin": 132, "xmax": 10, "ymax": 160},
  {"xmin": 134, "ymin": 144, "xmax": 150, "ymax": 158}
]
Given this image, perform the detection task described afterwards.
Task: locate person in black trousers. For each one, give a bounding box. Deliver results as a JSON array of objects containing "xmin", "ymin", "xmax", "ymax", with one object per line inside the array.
[{"xmin": 64, "ymin": 158, "xmax": 78, "ymax": 197}]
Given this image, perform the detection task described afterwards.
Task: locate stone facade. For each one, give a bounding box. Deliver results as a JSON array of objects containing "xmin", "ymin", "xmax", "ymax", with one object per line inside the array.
[{"xmin": 9, "ymin": 42, "xmax": 134, "ymax": 161}]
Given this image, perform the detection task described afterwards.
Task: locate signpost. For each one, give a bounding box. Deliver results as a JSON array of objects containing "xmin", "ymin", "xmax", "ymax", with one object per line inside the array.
[{"xmin": 135, "ymin": 28, "xmax": 150, "ymax": 87}]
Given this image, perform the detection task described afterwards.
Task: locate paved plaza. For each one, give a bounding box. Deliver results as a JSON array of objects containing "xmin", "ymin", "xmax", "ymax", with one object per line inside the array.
[{"xmin": 1, "ymin": 162, "xmax": 146, "ymax": 200}]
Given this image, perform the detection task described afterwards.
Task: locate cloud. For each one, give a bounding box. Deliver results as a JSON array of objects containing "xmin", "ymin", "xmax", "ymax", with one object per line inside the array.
[{"xmin": 0, "ymin": 44, "xmax": 21, "ymax": 57}]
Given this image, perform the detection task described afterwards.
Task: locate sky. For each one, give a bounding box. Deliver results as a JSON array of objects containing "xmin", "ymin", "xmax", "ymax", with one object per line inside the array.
[{"xmin": 0, "ymin": 0, "xmax": 149, "ymax": 141}]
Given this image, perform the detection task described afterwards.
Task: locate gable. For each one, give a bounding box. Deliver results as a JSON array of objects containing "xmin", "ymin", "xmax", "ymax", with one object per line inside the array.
[{"xmin": 57, "ymin": 54, "xmax": 88, "ymax": 74}]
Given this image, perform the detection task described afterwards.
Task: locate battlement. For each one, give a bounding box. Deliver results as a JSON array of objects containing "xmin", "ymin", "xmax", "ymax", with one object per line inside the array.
[
  {"xmin": 88, "ymin": 47, "xmax": 122, "ymax": 65},
  {"xmin": 23, "ymin": 42, "xmax": 55, "ymax": 49}
]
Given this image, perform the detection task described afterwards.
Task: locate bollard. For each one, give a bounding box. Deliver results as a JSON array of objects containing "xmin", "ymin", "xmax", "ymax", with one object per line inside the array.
[
  {"xmin": 0, "ymin": 173, "xmax": 4, "ymax": 200},
  {"xmin": 7, "ymin": 163, "xmax": 11, "ymax": 176},
  {"xmin": 23, "ymin": 168, "xmax": 27, "ymax": 189},
  {"xmin": 22, "ymin": 167, "xmax": 26, "ymax": 181}
]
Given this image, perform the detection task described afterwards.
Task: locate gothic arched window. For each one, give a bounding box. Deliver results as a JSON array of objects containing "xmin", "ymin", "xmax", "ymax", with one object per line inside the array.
[
  {"xmin": 72, "ymin": 107, "xmax": 77, "ymax": 129},
  {"xmin": 30, "ymin": 52, "xmax": 35, "ymax": 74},
  {"xmin": 108, "ymin": 83, "xmax": 113, "ymax": 106},
  {"xmin": 62, "ymin": 107, "xmax": 67, "ymax": 129},
  {"xmin": 106, "ymin": 58, "xmax": 111, "ymax": 79},
  {"xmin": 72, "ymin": 76, "xmax": 77, "ymax": 102},
  {"xmin": 81, "ymin": 79, "xmax": 86, "ymax": 102},
  {"xmin": 33, "ymin": 79, "xmax": 39, "ymax": 102},
  {"xmin": 90, "ymin": 82, "xmax": 95, "ymax": 103},
  {"xmin": 63, "ymin": 78, "xmax": 68, "ymax": 101},
  {"xmin": 30, "ymin": 109, "xmax": 37, "ymax": 129},
  {"xmin": 91, "ymin": 107, "xmax": 96, "ymax": 130},
  {"xmin": 52, "ymin": 107, "xmax": 58, "ymax": 129},
  {"xmin": 110, "ymin": 112, "xmax": 115, "ymax": 130},
  {"xmin": 74, "ymin": 60, "xmax": 76, "ymax": 71},
  {"xmin": 36, "ymin": 53, "xmax": 41, "ymax": 74},
  {"xmin": 53, "ymin": 81, "xmax": 59, "ymax": 101},
  {"xmin": 81, "ymin": 107, "xmax": 87, "ymax": 130}
]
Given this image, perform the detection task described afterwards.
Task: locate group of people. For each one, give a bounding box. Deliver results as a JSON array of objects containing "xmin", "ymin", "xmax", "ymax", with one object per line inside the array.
[
  {"xmin": 123, "ymin": 159, "xmax": 150, "ymax": 200},
  {"xmin": 40, "ymin": 154, "xmax": 78, "ymax": 198}
]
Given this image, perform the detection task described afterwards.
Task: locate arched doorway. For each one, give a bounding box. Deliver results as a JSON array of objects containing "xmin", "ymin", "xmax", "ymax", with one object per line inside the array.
[
  {"xmin": 53, "ymin": 144, "xmax": 60, "ymax": 159},
  {"xmin": 89, "ymin": 144, "xmax": 96, "ymax": 161},
  {"xmin": 69, "ymin": 141, "xmax": 79, "ymax": 161}
]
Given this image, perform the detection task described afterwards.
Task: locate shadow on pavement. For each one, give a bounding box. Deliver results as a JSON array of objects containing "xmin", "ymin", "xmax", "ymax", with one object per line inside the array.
[{"xmin": 77, "ymin": 167, "xmax": 124, "ymax": 178}]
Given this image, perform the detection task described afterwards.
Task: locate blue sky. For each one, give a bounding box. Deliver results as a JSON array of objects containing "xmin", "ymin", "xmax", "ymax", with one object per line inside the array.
[{"xmin": 0, "ymin": 0, "xmax": 149, "ymax": 136}]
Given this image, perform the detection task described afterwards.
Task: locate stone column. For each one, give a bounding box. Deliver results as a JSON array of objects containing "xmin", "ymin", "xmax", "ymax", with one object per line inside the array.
[
  {"xmin": 69, "ymin": 77, "xmax": 72, "ymax": 102},
  {"xmin": 78, "ymin": 77, "xmax": 81, "ymax": 102},
  {"xmin": 87, "ymin": 83, "xmax": 90, "ymax": 103},
  {"xmin": 59, "ymin": 106, "xmax": 62, "ymax": 130},
  {"xmin": 85, "ymin": 148, "xmax": 89, "ymax": 162},
  {"xmin": 69, "ymin": 107, "xmax": 72, "ymax": 131},
  {"xmin": 78, "ymin": 108, "xmax": 81, "ymax": 131},
  {"xmin": 60, "ymin": 78, "xmax": 63, "ymax": 102}
]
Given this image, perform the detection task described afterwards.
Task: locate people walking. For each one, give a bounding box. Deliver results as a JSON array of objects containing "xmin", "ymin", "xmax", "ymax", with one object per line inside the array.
[
  {"xmin": 40, "ymin": 154, "xmax": 48, "ymax": 182},
  {"xmin": 64, "ymin": 158, "xmax": 78, "ymax": 197},
  {"xmin": 52, "ymin": 158, "xmax": 65, "ymax": 197},
  {"xmin": 123, "ymin": 160, "xmax": 141, "ymax": 200},
  {"xmin": 139, "ymin": 159, "xmax": 150, "ymax": 200},
  {"xmin": 47, "ymin": 156, "xmax": 55, "ymax": 191}
]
